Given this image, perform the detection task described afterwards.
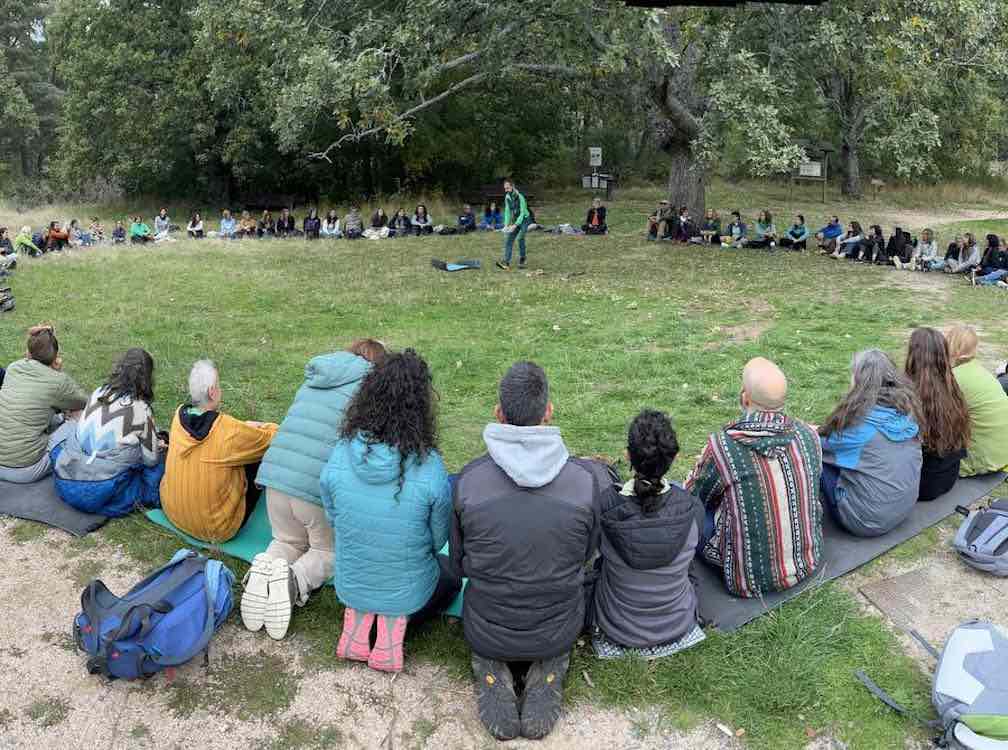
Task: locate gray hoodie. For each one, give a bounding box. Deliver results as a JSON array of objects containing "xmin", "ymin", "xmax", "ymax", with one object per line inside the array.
[{"xmin": 482, "ymin": 423, "xmax": 569, "ymax": 488}]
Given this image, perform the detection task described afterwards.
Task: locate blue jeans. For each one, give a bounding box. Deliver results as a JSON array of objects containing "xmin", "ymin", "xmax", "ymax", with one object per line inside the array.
[
  {"xmin": 696, "ymin": 505, "xmax": 717, "ymax": 557},
  {"xmin": 502, "ymin": 218, "xmax": 529, "ymax": 264},
  {"xmin": 820, "ymin": 463, "xmax": 841, "ymax": 522},
  {"xmin": 977, "ymin": 269, "xmax": 1008, "ymax": 286}
]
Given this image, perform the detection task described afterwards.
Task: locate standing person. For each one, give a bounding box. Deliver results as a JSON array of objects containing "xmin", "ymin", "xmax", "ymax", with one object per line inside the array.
[
  {"xmin": 246, "ymin": 340, "xmax": 387, "ymax": 639},
  {"xmin": 946, "ymin": 325, "xmax": 1008, "ymax": 476},
  {"xmin": 275, "ymin": 208, "xmax": 297, "ymax": 238},
  {"xmin": 54, "ymin": 348, "xmax": 166, "ymax": 516},
  {"xmin": 303, "ymin": 208, "xmax": 321, "ymax": 240},
  {"xmin": 819, "ymin": 350, "xmax": 922, "ymax": 536},
  {"xmin": 187, "ymin": 212, "xmax": 204, "ymax": 239},
  {"xmin": 153, "ymin": 208, "xmax": 171, "ymax": 241},
  {"xmin": 582, "ymin": 197, "xmax": 608, "ymax": 235},
  {"xmin": 411, "ymin": 204, "xmax": 433, "ymax": 236},
  {"xmin": 778, "ymin": 214, "xmax": 808, "ymax": 251},
  {"xmin": 452, "ymin": 362, "xmax": 600, "ymax": 741},
  {"xmin": 496, "ymin": 179, "xmax": 530, "ymax": 270},
  {"xmin": 904, "ymin": 328, "xmax": 971, "ymax": 500},
  {"xmin": 0, "ymin": 325, "xmax": 88, "ymax": 483},
  {"xmin": 129, "ymin": 216, "xmax": 153, "ymax": 244},
  {"xmin": 320, "ymin": 210, "xmax": 340, "ymax": 238}
]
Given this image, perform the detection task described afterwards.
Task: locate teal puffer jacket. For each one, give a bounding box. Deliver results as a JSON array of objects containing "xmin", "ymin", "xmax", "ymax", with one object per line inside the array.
[
  {"xmin": 255, "ymin": 352, "xmax": 371, "ymax": 505},
  {"xmin": 321, "ymin": 434, "xmax": 452, "ymax": 616}
]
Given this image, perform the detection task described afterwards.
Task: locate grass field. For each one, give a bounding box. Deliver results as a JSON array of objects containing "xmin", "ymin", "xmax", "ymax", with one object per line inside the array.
[{"xmin": 2, "ymin": 180, "xmax": 1007, "ymax": 749}]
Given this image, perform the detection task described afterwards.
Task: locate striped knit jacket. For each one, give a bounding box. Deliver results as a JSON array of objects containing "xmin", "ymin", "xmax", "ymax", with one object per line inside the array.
[
  {"xmin": 686, "ymin": 410, "xmax": 823, "ymax": 598},
  {"xmin": 75, "ymin": 387, "xmax": 159, "ymax": 467}
]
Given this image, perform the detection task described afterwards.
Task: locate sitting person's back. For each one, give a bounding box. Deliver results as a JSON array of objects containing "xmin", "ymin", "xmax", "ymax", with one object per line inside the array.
[
  {"xmin": 947, "ymin": 325, "xmax": 1008, "ymax": 477},
  {"xmin": 453, "ymin": 361, "xmax": 599, "ymax": 741},
  {"xmin": 592, "ymin": 410, "xmax": 701, "ymax": 654},
  {"xmin": 687, "ymin": 357, "xmax": 822, "ymax": 598},
  {"xmin": 819, "ymin": 350, "xmax": 922, "ymax": 537},
  {"xmin": 160, "ymin": 359, "xmax": 277, "ymax": 542}
]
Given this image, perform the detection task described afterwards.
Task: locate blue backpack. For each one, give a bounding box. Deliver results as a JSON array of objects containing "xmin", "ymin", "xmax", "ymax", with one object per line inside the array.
[{"xmin": 74, "ymin": 549, "xmax": 234, "ymax": 680}]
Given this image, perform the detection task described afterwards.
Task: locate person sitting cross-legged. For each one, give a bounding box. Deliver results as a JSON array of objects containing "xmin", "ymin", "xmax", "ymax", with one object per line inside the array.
[
  {"xmin": 647, "ymin": 199, "xmax": 674, "ymax": 240},
  {"xmin": 946, "ymin": 325, "xmax": 1008, "ymax": 476},
  {"xmin": 129, "ymin": 216, "xmax": 153, "ymax": 244},
  {"xmin": 160, "ymin": 360, "xmax": 278, "ymax": 543},
  {"xmin": 458, "ymin": 204, "xmax": 477, "ymax": 233},
  {"xmin": 245, "ymin": 339, "xmax": 387, "ymax": 640},
  {"xmin": 0, "ymin": 325, "xmax": 88, "ymax": 483},
  {"xmin": 582, "ymin": 197, "xmax": 608, "ymax": 235},
  {"xmin": 779, "ymin": 214, "xmax": 809, "ymax": 251},
  {"xmin": 687, "ymin": 357, "xmax": 822, "ymax": 598},
  {"xmin": 588, "ymin": 409, "xmax": 703, "ymax": 660},
  {"xmin": 452, "ymin": 361, "xmax": 601, "ymax": 741},
  {"xmin": 323, "ymin": 349, "xmax": 460, "ymax": 672}
]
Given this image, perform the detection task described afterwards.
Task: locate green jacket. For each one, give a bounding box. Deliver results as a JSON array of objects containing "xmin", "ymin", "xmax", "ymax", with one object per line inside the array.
[
  {"xmin": 954, "ymin": 359, "xmax": 1008, "ymax": 476},
  {"xmin": 130, "ymin": 221, "xmax": 151, "ymax": 238},
  {"xmin": 0, "ymin": 358, "xmax": 88, "ymax": 468},
  {"xmin": 503, "ymin": 188, "xmax": 529, "ymax": 226},
  {"xmin": 13, "ymin": 232, "xmax": 40, "ymax": 255}
]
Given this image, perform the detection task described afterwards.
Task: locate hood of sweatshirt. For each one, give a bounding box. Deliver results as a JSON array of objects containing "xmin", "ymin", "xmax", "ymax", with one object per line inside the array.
[
  {"xmin": 482, "ymin": 423, "xmax": 570, "ymax": 488},
  {"xmin": 347, "ymin": 433, "xmax": 409, "ymax": 485},
  {"xmin": 303, "ymin": 352, "xmax": 370, "ymax": 390},
  {"xmin": 174, "ymin": 405, "xmax": 220, "ymax": 457},
  {"xmin": 724, "ymin": 411, "xmax": 800, "ymax": 458},
  {"xmin": 864, "ymin": 406, "xmax": 919, "ymax": 442}
]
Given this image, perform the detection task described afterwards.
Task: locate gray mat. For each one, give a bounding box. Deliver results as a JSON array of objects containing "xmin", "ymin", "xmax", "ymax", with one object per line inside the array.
[
  {"xmin": 696, "ymin": 472, "xmax": 1007, "ymax": 632},
  {"xmin": 0, "ymin": 477, "xmax": 108, "ymax": 536}
]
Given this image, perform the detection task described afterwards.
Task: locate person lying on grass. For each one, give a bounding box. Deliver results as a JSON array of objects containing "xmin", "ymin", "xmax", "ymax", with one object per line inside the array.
[
  {"xmin": 0, "ymin": 324, "xmax": 88, "ymax": 484},
  {"xmin": 687, "ymin": 357, "xmax": 823, "ymax": 598}
]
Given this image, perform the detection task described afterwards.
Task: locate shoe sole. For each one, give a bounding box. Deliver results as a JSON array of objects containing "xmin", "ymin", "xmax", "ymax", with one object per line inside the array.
[
  {"xmin": 472, "ymin": 656, "xmax": 520, "ymax": 741},
  {"xmin": 520, "ymin": 655, "xmax": 570, "ymax": 739},
  {"xmin": 264, "ymin": 559, "xmax": 292, "ymax": 640},
  {"xmin": 240, "ymin": 554, "xmax": 272, "ymax": 632}
]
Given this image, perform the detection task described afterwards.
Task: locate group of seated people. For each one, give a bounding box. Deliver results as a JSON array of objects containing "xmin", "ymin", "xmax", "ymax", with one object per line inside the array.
[
  {"xmin": 7, "ymin": 211, "xmax": 181, "ymax": 258},
  {"xmin": 2, "ymin": 320, "xmax": 1008, "ymax": 740}
]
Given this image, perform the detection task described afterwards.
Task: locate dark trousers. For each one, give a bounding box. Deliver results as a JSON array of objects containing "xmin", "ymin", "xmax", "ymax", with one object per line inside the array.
[
  {"xmin": 779, "ymin": 237, "xmax": 806, "ymax": 251},
  {"xmin": 242, "ymin": 463, "xmax": 263, "ymax": 527},
  {"xmin": 409, "ymin": 554, "xmax": 462, "ymax": 629},
  {"xmin": 820, "ymin": 463, "xmax": 841, "ymax": 522},
  {"xmin": 188, "ymin": 230, "xmax": 204, "ymax": 239},
  {"xmin": 582, "ymin": 224, "xmax": 608, "ymax": 235}
]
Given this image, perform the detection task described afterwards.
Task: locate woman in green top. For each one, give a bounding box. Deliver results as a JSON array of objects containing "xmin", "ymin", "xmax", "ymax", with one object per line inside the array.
[
  {"xmin": 14, "ymin": 225, "xmax": 42, "ymax": 256},
  {"xmin": 745, "ymin": 210, "xmax": 777, "ymax": 249},
  {"xmin": 129, "ymin": 216, "xmax": 153, "ymax": 244},
  {"xmin": 946, "ymin": 325, "xmax": 1008, "ymax": 477}
]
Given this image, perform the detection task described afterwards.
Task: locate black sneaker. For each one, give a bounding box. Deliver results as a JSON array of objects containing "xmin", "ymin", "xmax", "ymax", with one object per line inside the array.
[
  {"xmin": 518, "ymin": 259, "xmax": 527, "ymax": 269},
  {"xmin": 472, "ymin": 654, "xmax": 520, "ymax": 741},
  {"xmin": 495, "ymin": 260, "xmax": 510, "ymax": 271},
  {"xmin": 430, "ymin": 258, "xmax": 448, "ymax": 271},
  {"xmin": 519, "ymin": 653, "xmax": 570, "ymax": 739}
]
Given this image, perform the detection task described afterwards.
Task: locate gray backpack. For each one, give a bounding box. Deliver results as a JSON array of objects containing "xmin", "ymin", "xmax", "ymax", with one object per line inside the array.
[
  {"xmin": 858, "ymin": 621, "xmax": 1008, "ymax": 749},
  {"xmin": 953, "ymin": 500, "xmax": 1008, "ymax": 576}
]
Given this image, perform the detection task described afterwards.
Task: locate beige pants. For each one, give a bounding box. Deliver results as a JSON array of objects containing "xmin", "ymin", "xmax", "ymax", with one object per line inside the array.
[{"xmin": 265, "ymin": 488, "xmax": 334, "ymax": 606}]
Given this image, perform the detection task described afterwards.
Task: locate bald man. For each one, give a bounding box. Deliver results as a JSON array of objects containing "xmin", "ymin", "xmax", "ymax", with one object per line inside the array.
[{"xmin": 686, "ymin": 357, "xmax": 823, "ymax": 599}]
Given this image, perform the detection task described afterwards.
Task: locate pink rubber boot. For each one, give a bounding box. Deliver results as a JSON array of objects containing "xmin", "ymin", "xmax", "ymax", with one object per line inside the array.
[
  {"xmin": 368, "ymin": 615, "xmax": 407, "ymax": 673},
  {"xmin": 336, "ymin": 608, "xmax": 375, "ymax": 662}
]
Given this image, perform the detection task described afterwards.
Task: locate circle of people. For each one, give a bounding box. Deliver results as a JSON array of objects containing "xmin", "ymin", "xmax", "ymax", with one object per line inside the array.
[
  {"xmin": 645, "ymin": 202, "xmax": 1008, "ymax": 285},
  {"xmin": 2, "ymin": 321, "xmax": 1008, "ymax": 742}
]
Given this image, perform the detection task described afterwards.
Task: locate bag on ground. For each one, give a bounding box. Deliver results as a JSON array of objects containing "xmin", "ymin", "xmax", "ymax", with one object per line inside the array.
[
  {"xmin": 73, "ymin": 549, "xmax": 234, "ymax": 679},
  {"xmin": 952, "ymin": 500, "xmax": 1008, "ymax": 576}
]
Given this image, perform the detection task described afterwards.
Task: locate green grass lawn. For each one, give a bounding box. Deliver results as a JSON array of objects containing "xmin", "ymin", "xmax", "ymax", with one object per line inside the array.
[{"xmin": 2, "ymin": 185, "xmax": 1007, "ymax": 748}]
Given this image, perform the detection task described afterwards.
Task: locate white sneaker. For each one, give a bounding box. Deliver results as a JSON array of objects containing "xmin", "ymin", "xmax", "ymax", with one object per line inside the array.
[
  {"xmin": 893, "ymin": 258, "xmax": 903, "ymax": 270},
  {"xmin": 240, "ymin": 553, "xmax": 272, "ymax": 632},
  {"xmin": 264, "ymin": 558, "xmax": 294, "ymax": 640},
  {"xmin": 996, "ymin": 280, "xmax": 1008, "ymax": 289}
]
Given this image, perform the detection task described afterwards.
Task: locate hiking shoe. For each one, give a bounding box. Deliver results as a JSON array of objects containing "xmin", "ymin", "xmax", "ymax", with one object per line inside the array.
[
  {"xmin": 520, "ymin": 653, "xmax": 570, "ymax": 740},
  {"xmin": 336, "ymin": 608, "xmax": 375, "ymax": 662},
  {"xmin": 495, "ymin": 260, "xmax": 510, "ymax": 271},
  {"xmin": 368, "ymin": 614, "xmax": 407, "ymax": 673},
  {"xmin": 518, "ymin": 259, "xmax": 527, "ymax": 269},
  {"xmin": 240, "ymin": 553, "xmax": 272, "ymax": 632},
  {"xmin": 472, "ymin": 654, "xmax": 520, "ymax": 741},
  {"xmin": 264, "ymin": 558, "xmax": 295, "ymax": 640}
]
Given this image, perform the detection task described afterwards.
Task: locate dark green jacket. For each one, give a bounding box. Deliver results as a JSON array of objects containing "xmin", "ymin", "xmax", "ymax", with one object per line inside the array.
[{"xmin": 503, "ymin": 188, "xmax": 529, "ymax": 226}]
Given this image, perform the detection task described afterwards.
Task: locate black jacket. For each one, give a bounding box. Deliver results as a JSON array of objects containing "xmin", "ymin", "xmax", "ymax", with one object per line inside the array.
[
  {"xmin": 303, "ymin": 216, "xmax": 321, "ymax": 237},
  {"xmin": 276, "ymin": 215, "xmax": 296, "ymax": 234},
  {"xmin": 585, "ymin": 207, "xmax": 607, "ymax": 227}
]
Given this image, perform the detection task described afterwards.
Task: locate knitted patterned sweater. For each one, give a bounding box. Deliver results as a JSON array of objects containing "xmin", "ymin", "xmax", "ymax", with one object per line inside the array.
[{"xmin": 76, "ymin": 387, "xmax": 159, "ymax": 467}]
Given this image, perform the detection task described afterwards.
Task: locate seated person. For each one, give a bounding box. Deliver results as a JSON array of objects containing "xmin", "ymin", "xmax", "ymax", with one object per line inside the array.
[
  {"xmin": 258, "ymin": 210, "xmax": 276, "ymax": 238},
  {"xmin": 153, "ymin": 208, "xmax": 171, "ymax": 241},
  {"xmin": 372, "ymin": 208, "xmax": 388, "ymax": 229},
  {"xmin": 237, "ymin": 210, "xmax": 259, "ymax": 239},
  {"xmin": 111, "ymin": 221, "xmax": 127, "ymax": 244},
  {"xmin": 302, "ymin": 208, "xmax": 321, "ymax": 240},
  {"xmin": 187, "ymin": 212, "xmax": 205, "ymax": 239},
  {"xmin": 673, "ymin": 205, "xmax": 694, "ymax": 242},
  {"xmin": 944, "ymin": 232, "xmax": 981, "ymax": 274},
  {"xmin": 882, "ymin": 226, "xmax": 912, "ymax": 265},
  {"xmin": 589, "ymin": 409, "xmax": 702, "ymax": 658},
  {"xmin": 343, "ymin": 205, "xmax": 364, "ymax": 239},
  {"xmin": 582, "ymin": 197, "xmax": 608, "ymax": 235},
  {"xmin": 778, "ymin": 214, "xmax": 809, "ymax": 251},
  {"xmin": 903, "ymin": 227, "xmax": 938, "ymax": 271},
  {"xmin": 323, "ymin": 350, "xmax": 459, "ymax": 671},
  {"xmin": 46, "ymin": 221, "xmax": 70, "ymax": 251},
  {"xmin": 904, "ymin": 328, "xmax": 970, "ymax": 501},
  {"xmin": 458, "ymin": 204, "xmax": 477, "ymax": 233},
  {"xmin": 745, "ymin": 210, "xmax": 776, "ymax": 249},
  {"xmin": 160, "ymin": 360, "xmax": 278, "ymax": 543},
  {"xmin": 819, "ymin": 350, "xmax": 922, "ymax": 537},
  {"xmin": 687, "ymin": 357, "xmax": 822, "ymax": 598},
  {"xmin": 815, "ymin": 215, "xmax": 843, "ymax": 252},
  {"xmin": 88, "ymin": 218, "xmax": 105, "ymax": 243},
  {"xmin": 720, "ymin": 211, "xmax": 747, "ymax": 248},
  {"xmin": 973, "ymin": 234, "xmax": 1008, "ymax": 286},
  {"xmin": 690, "ymin": 209, "xmax": 721, "ymax": 244},
  {"xmin": 275, "ymin": 208, "xmax": 297, "ymax": 238},
  {"xmin": 218, "ymin": 210, "xmax": 237, "ymax": 240},
  {"xmin": 68, "ymin": 219, "xmax": 93, "ymax": 247},
  {"xmin": 0, "ymin": 325, "xmax": 88, "ymax": 483},
  {"xmin": 411, "ymin": 204, "xmax": 433, "ymax": 236},
  {"xmin": 855, "ymin": 224, "xmax": 885, "ymax": 262},
  {"xmin": 388, "ymin": 208, "xmax": 411, "ymax": 237},
  {"xmin": 129, "ymin": 216, "xmax": 153, "ymax": 244},
  {"xmin": 54, "ymin": 348, "xmax": 165, "ymax": 517},
  {"xmin": 14, "ymin": 225, "xmax": 42, "ymax": 256},
  {"xmin": 320, "ymin": 210, "xmax": 340, "ymax": 238},
  {"xmin": 452, "ymin": 362, "xmax": 599, "ymax": 741},
  {"xmin": 647, "ymin": 199, "xmax": 674, "ymax": 240},
  {"xmin": 832, "ymin": 221, "xmax": 864, "ymax": 259},
  {"xmin": 249, "ymin": 340, "xmax": 386, "ymax": 638},
  {"xmin": 479, "ymin": 201, "xmax": 503, "ymax": 231},
  {"xmin": 946, "ymin": 325, "xmax": 1008, "ymax": 476},
  {"xmin": 0, "ymin": 227, "xmax": 14, "ymax": 266}
]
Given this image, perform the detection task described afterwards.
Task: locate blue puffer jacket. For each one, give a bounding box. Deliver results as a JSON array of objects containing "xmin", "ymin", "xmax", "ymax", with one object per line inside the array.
[
  {"xmin": 255, "ymin": 352, "xmax": 371, "ymax": 506},
  {"xmin": 320, "ymin": 434, "xmax": 452, "ymax": 616}
]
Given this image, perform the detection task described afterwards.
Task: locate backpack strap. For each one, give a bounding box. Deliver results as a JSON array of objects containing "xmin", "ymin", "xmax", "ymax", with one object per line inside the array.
[
  {"xmin": 854, "ymin": 670, "xmax": 943, "ymax": 730},
  {"xmin": 907, "ymin": 628, "xmax": 941, "ymax": 661},
  {"xmin": 146, "ymin": 557, "xmax": 218, "ymax": 668},
  {"xmin": 972, "ymin": 518, "xmax": 1008, "ymax": 554}
]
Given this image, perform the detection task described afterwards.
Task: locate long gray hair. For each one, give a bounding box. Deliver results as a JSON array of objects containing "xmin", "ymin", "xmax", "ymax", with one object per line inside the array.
[{"xmin": 820, "ymin": 349, "xmax": 921, "ymax": 436}]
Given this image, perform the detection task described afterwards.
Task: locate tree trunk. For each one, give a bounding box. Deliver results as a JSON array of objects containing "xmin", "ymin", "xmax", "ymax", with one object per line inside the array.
[
  {"xmin": 665, "ymin": 141, "xmax": 705, "ymax": 220},
  {"xmin": 840, "ymin": 137, "xmax": 862, "ymax": 198}
]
